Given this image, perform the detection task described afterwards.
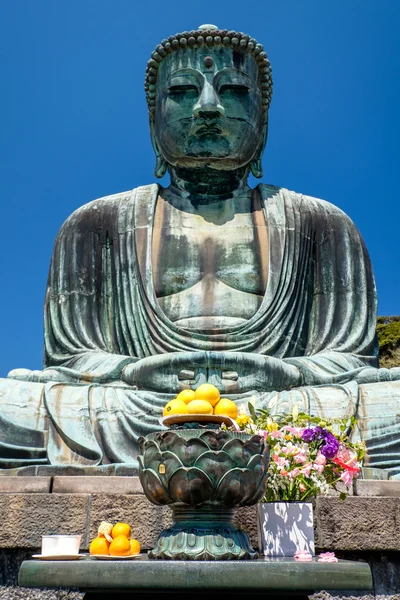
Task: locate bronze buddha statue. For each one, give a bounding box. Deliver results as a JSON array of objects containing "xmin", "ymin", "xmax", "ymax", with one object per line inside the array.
[{"xmin": 2, "ymin": 25, "xmax": 399, "ymax": 476}]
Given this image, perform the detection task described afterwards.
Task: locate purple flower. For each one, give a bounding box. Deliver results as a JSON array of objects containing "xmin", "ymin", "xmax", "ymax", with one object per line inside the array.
[
  {"xmin": 302, "ymin": 427, "xmax": 339, "ymax": 459},
  {"xmin": 302, "ymin": 428, "xmax": 317, "ymax": 443},
  {"xmin": 320, "ymin": 433, "xmax": 339, "ymax": 458},
  {"xmin": 315, "ymin": 426, "xmax": 328, "ymax": 438}
]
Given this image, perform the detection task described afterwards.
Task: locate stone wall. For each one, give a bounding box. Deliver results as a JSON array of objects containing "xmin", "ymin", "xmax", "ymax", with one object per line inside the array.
[{"xmin": 0, "ymin": 477, "xmax": 400, "ymax": 599}]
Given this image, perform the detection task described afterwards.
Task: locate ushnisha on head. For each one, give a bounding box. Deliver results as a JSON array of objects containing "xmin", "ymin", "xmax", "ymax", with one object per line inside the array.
[{"xmin": 145, "ymin": 25, "xmax": 273, "ymax": 179}]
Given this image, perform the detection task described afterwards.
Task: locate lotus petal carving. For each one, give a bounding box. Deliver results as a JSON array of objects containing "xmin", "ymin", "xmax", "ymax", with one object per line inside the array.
[
  {"xmin": 193, "ymin": 451, "xmax": 235, "ymax": 487},
  {"xmin": 138, "ymin": 430, "xmax": 269, "ymax": 508},
  {"xmin": 139, "ymin": 467, "xmax": 172, "ymax": 505},
  {"xmin": 168, "ymin": 467, "xmax": 214, "ymax": 504}
]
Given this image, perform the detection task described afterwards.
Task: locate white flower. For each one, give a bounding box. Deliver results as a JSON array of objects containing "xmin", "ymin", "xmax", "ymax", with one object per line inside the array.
[
  {"xmin": 268, "ymin": 396, "xmax": 278, "ymax": 410},
  {"xmin": 249, "ymin": 395, "xmax": 257, "ymax": 407}
]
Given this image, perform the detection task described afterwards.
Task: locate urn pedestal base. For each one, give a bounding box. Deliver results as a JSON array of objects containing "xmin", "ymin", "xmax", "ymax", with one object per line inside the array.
[{"xmin": 149, "ymin": 506, "xmax": 258, "ymax": 560}]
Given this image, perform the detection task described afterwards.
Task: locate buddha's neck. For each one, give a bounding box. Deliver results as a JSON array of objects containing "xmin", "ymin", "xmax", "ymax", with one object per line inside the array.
[{"xmin": 168, "ymin": 166, "xmax": 250, "ymax": 202}]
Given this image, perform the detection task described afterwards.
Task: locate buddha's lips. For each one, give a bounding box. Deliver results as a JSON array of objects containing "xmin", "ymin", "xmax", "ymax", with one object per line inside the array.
[{"xmin": 192, "ymin": 121, "xmax": 224, "ymax": 135}]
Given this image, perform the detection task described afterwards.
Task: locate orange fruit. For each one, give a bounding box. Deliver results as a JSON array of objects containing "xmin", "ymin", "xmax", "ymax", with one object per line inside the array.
[
  {"xmin": 112, "ymin": 522, "xmax": 131, "ymax": 539},
  {"xmin": 186, "ymin": 399, "xmax": 213, "ymax": 415},
  {"xmin": 109, "ymin": 534, "xmax": 131, "ymax": 556},
  {"xmin": 194, "ymin": 384, "xmax": 220, "ymax": 407},
  {"xmin": 163, "ymin": 399, "xmax": 188, "ymax": 416},
  {"xmin": 89, "ymin": 536, "xmax": 110, "ymax": 555},
  {"xmin": 176, "ymin": 389, "xmax": 196, "ymax": 404},
  {"xmin": 129, "ymin": 538, "xmax": 141, "ymax": 556},
  {"xmin": 213, "ymin": 398, "xmax": 238, "ymax": 419}
]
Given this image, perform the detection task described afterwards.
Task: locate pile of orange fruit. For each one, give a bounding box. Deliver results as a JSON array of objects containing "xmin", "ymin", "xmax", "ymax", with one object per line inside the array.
[
  {"xmin": 89, "ymin": 521, "xmax": 140, "ymax": 557},
  {"xmin": 163, "ymin": 383, "xmax": 238, "ymax": 420}
]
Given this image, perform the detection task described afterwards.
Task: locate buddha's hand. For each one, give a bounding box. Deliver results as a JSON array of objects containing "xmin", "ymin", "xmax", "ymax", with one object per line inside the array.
[
  {"xmin": 122, "ymin": 351, "xmax": 302, "ymax": 394},
  {"xmin": 205, "ymin": 352, "xmax": 303, "ymax": 394},
  {"xmin": 7, "ymin": 368, "xmax": 74, "ymax": 383}
]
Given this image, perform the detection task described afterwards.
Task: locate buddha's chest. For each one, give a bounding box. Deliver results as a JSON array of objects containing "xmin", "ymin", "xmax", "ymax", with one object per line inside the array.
[
  {"xmin": 151, "ymin": 196, "xmax": 269, "ymax": 327},
  {"xmin": 153, "ymin": 221, "xmax": 267, "ymax": 296}
]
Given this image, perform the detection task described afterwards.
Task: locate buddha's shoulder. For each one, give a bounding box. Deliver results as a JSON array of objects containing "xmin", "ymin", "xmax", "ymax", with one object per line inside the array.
[
  {"xmin": 58, "ymin": 184, "xmax": 157, "ymax": 233},
  {"xmin": 259, "ymin": 183, "xmax": 356, "ymax": 226}
]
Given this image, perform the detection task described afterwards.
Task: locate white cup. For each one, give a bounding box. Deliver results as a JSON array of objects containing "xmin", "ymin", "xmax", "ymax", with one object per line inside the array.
[{"xmin": 41, "ymin": 535, "xmax": 82, "ymax": 556}]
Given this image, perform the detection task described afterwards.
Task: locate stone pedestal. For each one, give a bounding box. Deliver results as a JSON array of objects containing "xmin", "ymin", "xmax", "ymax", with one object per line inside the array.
[{"xmin": 0, "ymin": 476, "xmax": 399, "ymax": 598}]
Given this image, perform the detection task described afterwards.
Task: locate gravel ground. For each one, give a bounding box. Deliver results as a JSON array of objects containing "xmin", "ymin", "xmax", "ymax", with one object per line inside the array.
[
  {"xmin": 0, "ymin": 588, "xmax": 83, "ymax": 599},
  {"xmin": 2, "ymin": 589, "xmax": 400, "ymax": 599}
]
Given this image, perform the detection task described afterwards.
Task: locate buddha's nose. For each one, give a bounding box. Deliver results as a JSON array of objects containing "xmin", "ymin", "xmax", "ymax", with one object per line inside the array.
[{"xmin": 193, "ymin": 81, "xmax": 225, "ymax": 118}]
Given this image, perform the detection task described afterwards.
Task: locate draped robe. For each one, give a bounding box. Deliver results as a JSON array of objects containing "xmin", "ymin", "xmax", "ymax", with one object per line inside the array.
[{"xmin": 2, "ymin": 184, "xmax": 400, "ymax": 475}]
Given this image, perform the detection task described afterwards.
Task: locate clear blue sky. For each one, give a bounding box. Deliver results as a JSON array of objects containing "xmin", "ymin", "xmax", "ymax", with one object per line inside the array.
[{"xmin": 0, "ymin": 1, "xmax": 399, "ymax": 375}]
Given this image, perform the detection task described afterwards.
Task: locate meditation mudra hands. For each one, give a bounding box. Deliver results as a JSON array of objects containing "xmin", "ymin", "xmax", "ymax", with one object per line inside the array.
[
  {"xmin": 122, "ymin": 351, "xmax": 303, "ymax": 394},
  {"xmin": 7, "ymin": 352, "xmax": 302, "ymax": 393}
]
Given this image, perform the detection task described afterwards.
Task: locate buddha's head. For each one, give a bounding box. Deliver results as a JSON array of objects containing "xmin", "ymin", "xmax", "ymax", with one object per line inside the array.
[{"xmin": 145, "ymin": 25, "xmax": 273, "ymax": 179}]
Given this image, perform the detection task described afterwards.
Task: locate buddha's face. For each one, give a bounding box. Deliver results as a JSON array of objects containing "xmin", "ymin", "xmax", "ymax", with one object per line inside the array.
[{"xmin": 153, "ymin": 47, "xmax": 264, "ymax": 171}]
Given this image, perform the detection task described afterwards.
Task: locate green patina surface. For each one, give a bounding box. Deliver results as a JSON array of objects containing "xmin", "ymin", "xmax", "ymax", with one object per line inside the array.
[
  {"xmin": 138, "ymin": 428, "xmax": 269, "ymax": 560},
  {"xmin": 0, "ymin": 24, "xmax": 399, "ymax": 477}
]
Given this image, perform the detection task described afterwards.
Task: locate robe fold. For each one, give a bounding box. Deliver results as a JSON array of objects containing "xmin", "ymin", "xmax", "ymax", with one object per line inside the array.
[
  {"xmin": 44, "ymin": 183, "xmax": 378, "ymax": 372},
  {"xmin": 2, "ymin": 183, "xmax": 399, "ymax": 475}
]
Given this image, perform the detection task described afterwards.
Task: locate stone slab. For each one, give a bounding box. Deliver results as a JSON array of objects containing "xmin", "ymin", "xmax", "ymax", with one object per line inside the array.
[
  {"xmin": 235, "ymin": 505, "xmax": 258, "ymax": 550},
  {"xmin": 0, "ymin": 494, "xmax": 90, "ymax": 548},
  {"xmin": 1, "ymin": 492, "xmax": 400, "ymax": 552},
  {"xmin": 314, "ymin": 496, "xmax": 400, "ymax": 551},
  {"xmin": 360, "ymin": 467, "xmax": 389, "ymax": 480},
  {"xmin": 0, "ymin": 465, "xmax": 138, "ymax": 477},
  {"xmin": 354, "ymin": 479, "xmax": 400, "ymax": 497},
  {"xmin": 18, "ymin": 556, "xmax": 373, "ymax": 592},
  {"xmin": 52, "ymin": 477, "xmax": 143, "ymax": 495},
  {"xmin": 0, "ymin": 477, "xmax": 51, "ymax": 493}
]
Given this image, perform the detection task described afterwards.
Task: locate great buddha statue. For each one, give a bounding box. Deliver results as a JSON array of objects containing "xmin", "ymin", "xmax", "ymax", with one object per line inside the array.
[{"xmin": 2, "ymin": 25, "xmax": 400, "ymax": 476}]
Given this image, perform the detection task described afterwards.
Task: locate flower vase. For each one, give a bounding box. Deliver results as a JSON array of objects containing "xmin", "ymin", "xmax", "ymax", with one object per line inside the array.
[{"xmin": 258, "ymin": 501, "xmax": 315, "ymax": 557}]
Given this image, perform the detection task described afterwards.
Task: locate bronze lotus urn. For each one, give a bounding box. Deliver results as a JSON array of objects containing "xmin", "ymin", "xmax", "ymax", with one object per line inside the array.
[{"xmin": 138, "ymin": 428, "xmax": 269, "ymax": 560}]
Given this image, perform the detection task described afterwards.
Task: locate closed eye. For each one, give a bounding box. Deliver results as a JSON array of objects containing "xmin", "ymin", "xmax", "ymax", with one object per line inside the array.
[
  {"xmin": 168, "ymin": 85, "xmax": 199, "ymax": 94},
  {"xmin": 218, "ymin": 84, "xmax": 249, "ymax": 93}
]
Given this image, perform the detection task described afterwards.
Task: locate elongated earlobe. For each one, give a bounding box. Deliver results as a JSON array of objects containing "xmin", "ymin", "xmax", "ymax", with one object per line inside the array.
[
  {"xmin": 150, "ymin": 120, "xmax": 168, "ymax": 179},
  {"xmin": 250, "ymin": 121, "xmax": 268, "ymax": 179},
  {"xmin": 155, "ymin": 155, "xmax": 167, "ymax": 178},
  {"xmin": 250, "ymin": 158, "xmax": 263, "ymax": 178}
]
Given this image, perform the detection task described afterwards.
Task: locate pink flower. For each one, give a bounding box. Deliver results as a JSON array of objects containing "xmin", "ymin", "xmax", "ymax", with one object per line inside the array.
[
  {"xmin": 299, "ymin": 482, "xmax": 307, "ymax": 493},
  {"xmin": 289, "ymin": 468, "xmax": 300, "ymax": 479},
  {"xmin": 269, "ymin": 430, "xmax": 284, "ymax": 440},
  {"xmin": 294, "ymin": 450, "xmax": 308, "ymax": 464},
  {"xmin": 280, "ymin": 470, "xmax": 289, "ymax": 477},
  {"xmin": 314, "ymin": 462, "xmax": 325, "ymax": 475},
  {"xmin": 294, "ymin": 549, "xmax": 313, "ymax": 561},
  {"xmin": 313, "ymin": 453, "xmax": 326, "ymax": 474},
  {"xmin": 333, "ymin": 444, "xmax": 360, "ymax": 474},
  {"xmin": 281, "ymin": 442, "xmax": 297, "ymax": 455},
  {"xmin": 282, "ymin": 426, "xmax": 305, "ymax": 438},
  {"xmin": 340, "ymin": 469, "xmax": 355, "ymax": 487},
  {"xmin": 315, "ymin": 451, "xmax": 326, "ymax": 466},
  {"xmin": 302, "ymin": 462, "xmax": 313, "ymax": 478},
  {"xmin": 274, "ymin": 456, "xmax": 289, "ymax": 470},
  {"xmin": 318, "ymin": 552, "xmax": 338, "ymax": 563}
]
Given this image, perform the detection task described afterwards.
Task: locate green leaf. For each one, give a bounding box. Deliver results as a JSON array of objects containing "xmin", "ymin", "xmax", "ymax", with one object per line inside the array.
[{"xmin": 248, "ymin": 402, "xmax": 257, "ymax": 422}]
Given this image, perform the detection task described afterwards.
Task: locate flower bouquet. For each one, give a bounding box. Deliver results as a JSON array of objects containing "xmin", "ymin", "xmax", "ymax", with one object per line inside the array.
[{"xmin": 235, "ymin": 403, "xmax": 365, "ymax": 556}]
